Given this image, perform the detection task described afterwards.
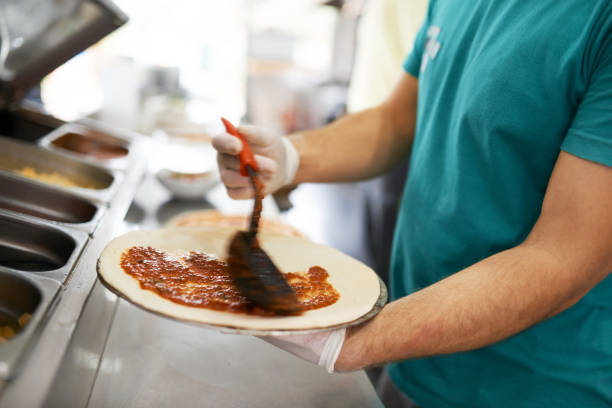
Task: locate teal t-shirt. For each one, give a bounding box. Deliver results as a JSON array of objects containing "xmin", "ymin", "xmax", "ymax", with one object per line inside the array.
[{"xmin": 389, "ymin": 1, "xmax": 612, "ymax": 407}]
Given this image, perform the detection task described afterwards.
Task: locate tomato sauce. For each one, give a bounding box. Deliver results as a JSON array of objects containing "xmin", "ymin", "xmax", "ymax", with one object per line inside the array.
[{"xmin": 120, "ymin": 246, "xmax": 339, "ymax": 316}]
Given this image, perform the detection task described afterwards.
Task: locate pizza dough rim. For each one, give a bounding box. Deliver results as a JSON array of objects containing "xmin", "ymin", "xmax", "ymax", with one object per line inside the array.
[
  {"xmin": 97, "ymin": 226, "xmax": 384, "ymax": 332},
  {"xmin": 165, "ymin": 209, "xmax": 307, "ymax": 239}
]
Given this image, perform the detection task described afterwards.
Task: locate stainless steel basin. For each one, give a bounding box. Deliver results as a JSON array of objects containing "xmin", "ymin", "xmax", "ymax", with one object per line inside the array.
[
  {"xmin": 0, "ymin": 136, "xmax": 120, "ymax": 203},
  {"xmin": 50, "ymin": 127, "xmax": 128, "ymax": 160},
  {"xmin": 0, "ymin": 273, "xmax": 40, "ymax": 326},
  {"xmin": 0, "ymin": 173, "xmax": 104, "ymax": 234},
  {"xmin": 0, "ymin": 213, "xmax": 87, "ymax": 282},
  {"xmin": 39, "ymin": 119, "xmax": 143, "ymax": 172},
  {"xmin": 0, "ymin": 270, "xmax": 61, "ymax": 380}
]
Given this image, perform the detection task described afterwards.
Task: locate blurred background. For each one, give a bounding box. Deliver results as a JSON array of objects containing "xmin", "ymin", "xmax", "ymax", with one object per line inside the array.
[{"xmin": 32, "ymin": 0, "xmax": 428, "ymax": 286}]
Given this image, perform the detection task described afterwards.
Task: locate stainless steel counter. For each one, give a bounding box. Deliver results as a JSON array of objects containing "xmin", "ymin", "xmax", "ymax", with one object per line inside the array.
[
  {"xmin": 0, "ymin": 137, "xmax": 150, "ymax": 408},
  {"xmin": 34, "ymin": 174, "xmax": 383, "ymax": 407},
  {"xmin": 87, "ymin": 298, "xmax": 381, "ymax": 408}
]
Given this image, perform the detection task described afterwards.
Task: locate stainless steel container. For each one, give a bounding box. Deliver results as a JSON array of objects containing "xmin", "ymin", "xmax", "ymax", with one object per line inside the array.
[
  {"xmin": 0, "ymin": 212, "xmax": 88, "ymax": 283},
  {"xmin": 0, "ymin": 136, "xmax": 121, "ymax": 204},
  {"xmin": 0, "ymin": 172, "xmax": 104, "ymax": 234},
  {"xmin": 39, "ymin": 120, "xmax": 140, "ymax": 172},
  {"xmin": 0, "ymin": 270, "xmax": 61, "ymax": 382},
  {"xmin": 0, "ymin": 1, "xmax": 137, "ymax": 406}
]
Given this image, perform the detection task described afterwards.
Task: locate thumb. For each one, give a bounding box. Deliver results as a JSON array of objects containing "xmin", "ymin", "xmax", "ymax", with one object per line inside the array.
[{"xmin": 237, "ymin": 124, "xmax": 275, "ymax": 147}]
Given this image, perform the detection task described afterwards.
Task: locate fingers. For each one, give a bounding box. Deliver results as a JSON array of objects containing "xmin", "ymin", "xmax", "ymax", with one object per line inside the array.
[
  {"xmin": 212, "ymin": 132, "xmax": 242, "ymax": 155},
  {"xmin": 217, "ymin": 158, "xmax": 252, "ymax": 199},
  {"xmin": 213, "ymin": 125, "xmax": 274, "ymax": 155},
  {"xmin": 218, "ymin": 170, "xmax": 276, "ymax": 200},
  {"xmin": 219, "ymin": 167, "xmax": 274, "ymax": 189},
  {"xmin": 218, "ymin": 153, "xmax": 239, "ymax": 171},
  {"xmin": 218, "ymin": 153, "xmax": 276, "ymax": 200},
  {"xmin": 253, "ymin": 154, "xmax": 278, "ymax": 174},
  {"xmin": 237, "ymin": 125, "xmax": 275, "ymax": 147},
  {"xmin": 217, "ymin": 153, "xmax": 278, "ymax": 179},
  {"xmin": 224, "ymin": 180, "xmax": 277, "ymax": 200},
  {"xmin": 214, "ymin": 124, "xmax": 280, "ymax": 200},
  {"xmin": 225, "ymin": 186, "xmax": 253, "ymax": 200}
]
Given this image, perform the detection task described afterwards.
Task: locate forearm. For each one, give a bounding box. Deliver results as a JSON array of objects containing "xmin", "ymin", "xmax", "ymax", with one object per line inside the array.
[
  {"xmin": 289, "ymin": 75, "xmax": 418, "ymax": 184},
  {"xmin": 336, "ymin": 243, "xmax": 597, "ymax": 371},
  {"xmin": 289, "ymin": 107, "xmax": 411, "ymax": 183},
  {"xmin": 333, "ymin": 152, "xmax": 612, "ymax": 371}
]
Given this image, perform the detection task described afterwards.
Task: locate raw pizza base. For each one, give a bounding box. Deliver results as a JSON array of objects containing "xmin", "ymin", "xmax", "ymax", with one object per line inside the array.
[
  {"xmin": 97, "ymin": 226, "xmax": 384, "ymax": 332},
  {"xmin": 166, "ymin": 209, "xmax": 307, "ymax": 239}
]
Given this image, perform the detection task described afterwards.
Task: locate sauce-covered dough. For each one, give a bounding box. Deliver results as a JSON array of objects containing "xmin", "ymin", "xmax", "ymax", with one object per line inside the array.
[{"xmin": 120, "ymin": 246, "xmax": 339, "ymax": 316}]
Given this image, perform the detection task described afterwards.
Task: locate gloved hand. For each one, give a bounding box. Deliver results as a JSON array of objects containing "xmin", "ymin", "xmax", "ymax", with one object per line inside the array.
[
  {"xmin": 258, "ymin": 328, "xmax": 346, "ymax": 373},
  {"xmin": 212, "ymin": 124, "xmax": 299, "ymax": 199}
]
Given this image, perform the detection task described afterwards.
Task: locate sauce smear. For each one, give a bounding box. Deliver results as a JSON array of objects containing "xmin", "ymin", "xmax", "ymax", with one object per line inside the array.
[{"xmin": 120, "ymin": 246, "xmax": 339, "ymax": 316}]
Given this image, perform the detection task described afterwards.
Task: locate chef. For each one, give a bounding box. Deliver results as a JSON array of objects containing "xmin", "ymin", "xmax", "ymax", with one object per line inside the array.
[{"xmin": 213, "ymin": 1, "xmax": 612, "ymax": 407}]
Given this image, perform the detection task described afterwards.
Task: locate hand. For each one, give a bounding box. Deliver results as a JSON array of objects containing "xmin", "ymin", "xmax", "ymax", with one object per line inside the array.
[
  {"xmin": 212, "ymin": 124, "xmax": 299, "ymax": 199},
  {"xmin": 258, "ymin": 328, "xmax": 346, "ymax": 373}
]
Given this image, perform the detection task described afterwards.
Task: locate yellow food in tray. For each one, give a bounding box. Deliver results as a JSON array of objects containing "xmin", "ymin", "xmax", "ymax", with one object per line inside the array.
[
  {"xmin": 0, "ymin": 313, "xmax": 31, "ymax": 343},
  {"xmin": 15, "ymin": 167, "xmax": 84, "ymax": 188}
]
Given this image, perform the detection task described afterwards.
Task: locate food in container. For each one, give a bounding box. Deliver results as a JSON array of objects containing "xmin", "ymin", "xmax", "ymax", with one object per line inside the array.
[
  {"xmin": 15, "ymin": 166, "xmax": 83, "ymax": 188},
  {"xmin": 0, "ymin": 172, "xmax": 99, "ymax": 226},
  {"xmin": 50, "ymin": 129, "xmax": 129, "ymax": 160},
  {"xmin": 0, "ymin": 136, "xmax": 114, "ymax": 191},
  {"xmin": 0, "ymin": 313, "xmax": 32, "ymax": 343}
]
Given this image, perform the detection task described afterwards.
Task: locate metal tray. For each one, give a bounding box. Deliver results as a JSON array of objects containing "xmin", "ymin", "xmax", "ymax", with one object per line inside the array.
[
  {"xmin": 0, "ymin": 270, "xmax": 62, "ymax": 381},
  {"xmin": 0, "ymin": 105, "xmax": 64, "ymax": 143},
  {"xmin": 0, "ymin": 135, "xmax": 121, "ymax": 204},
  {"xmin": 0, "ymin": 212, "xmax": 88, "ymax": 283},
  {"xmin": 39, "ymin": 122, "xmax": 135, "ymax": 171},
  {"xmin": 0, "ymin": 172, "xmax": 104, "ymax": 235},
  {"xmin": 72, "ymin": 116, "xmax": 150, "ymax": 173}
]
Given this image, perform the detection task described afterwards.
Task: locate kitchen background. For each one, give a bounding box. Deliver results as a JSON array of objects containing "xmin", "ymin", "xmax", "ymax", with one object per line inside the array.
[{"xmin": 35, "ymin": 0, "xmax": 426, "ymax": 283}]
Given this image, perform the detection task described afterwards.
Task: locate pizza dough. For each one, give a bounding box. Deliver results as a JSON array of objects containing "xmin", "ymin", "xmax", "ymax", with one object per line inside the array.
[
  {"xmin": 97, "ymin": 226, "xmax": 384, "ymax": 332},
  {"xmin": 166, "ymin": 209, "xmax": 307, "ymax": 239}
]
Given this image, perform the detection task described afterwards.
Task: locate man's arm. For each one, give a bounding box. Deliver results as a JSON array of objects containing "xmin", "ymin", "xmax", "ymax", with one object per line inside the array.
[
  {"xmin": 335, "ymin": 151, "xmax": 612, "ymax": 371},
  {"xmin": 290, "ymin": 73, "xmax": 418, "ymax": 184}
]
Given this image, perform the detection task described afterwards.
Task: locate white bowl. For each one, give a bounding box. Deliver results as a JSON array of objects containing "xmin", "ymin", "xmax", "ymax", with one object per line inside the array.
[{"xmin": 156, "ymin": 168, "xmax": 220, "ymax": 200}]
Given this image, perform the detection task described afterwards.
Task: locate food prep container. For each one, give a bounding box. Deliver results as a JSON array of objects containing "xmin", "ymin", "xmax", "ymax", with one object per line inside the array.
[
  {"xmin": 0, "ymin": 136, "xmax": 121, "ymax": 204},
  {"xmin": 0, "ymin": 270, "xmax": 62, "ymax": 381},
  {"xmin": 38, "ymin": 121, "xmax": 138, "ymax": 171},
  {"xmin": 0, "ymin": 0, "xmax": 136, "ymax": 404},
  {"xmin": 0, "ymin": 172, "xmax": 104, "ymax": 234},
  {"xmin": 0, "ymin": 212, "xmax": 88, "ymax": 283}
]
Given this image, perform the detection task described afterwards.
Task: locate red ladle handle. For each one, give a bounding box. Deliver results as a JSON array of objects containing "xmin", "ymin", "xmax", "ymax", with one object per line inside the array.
[{"xmin": 221, "ymin": 117, "xmax": 259, "ymax": 177}]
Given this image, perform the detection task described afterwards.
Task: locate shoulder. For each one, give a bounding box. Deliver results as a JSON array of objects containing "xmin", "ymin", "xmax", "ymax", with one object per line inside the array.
[{"xmin": 583, "ymin": 2, "xmax": 612, "ymax": 73}]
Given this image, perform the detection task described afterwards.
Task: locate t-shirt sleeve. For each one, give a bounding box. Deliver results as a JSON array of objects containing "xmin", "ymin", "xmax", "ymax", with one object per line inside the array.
[
  {"xmin": 562, "ymin": 38, "xmax": 612, "ymax": 167},
  {"xmin": 402, "ymin": 2, "xmax": 434, "ymax": 78}
]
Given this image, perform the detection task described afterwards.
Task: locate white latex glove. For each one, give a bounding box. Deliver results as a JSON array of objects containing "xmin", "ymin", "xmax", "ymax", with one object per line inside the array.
[
  {"xmin": 259, "ymin": 328, "xmax": 346, "ymax": 373},
  {"xmin": 212, "ymin": 124, "xmax": 299, "ymax": 199}
]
